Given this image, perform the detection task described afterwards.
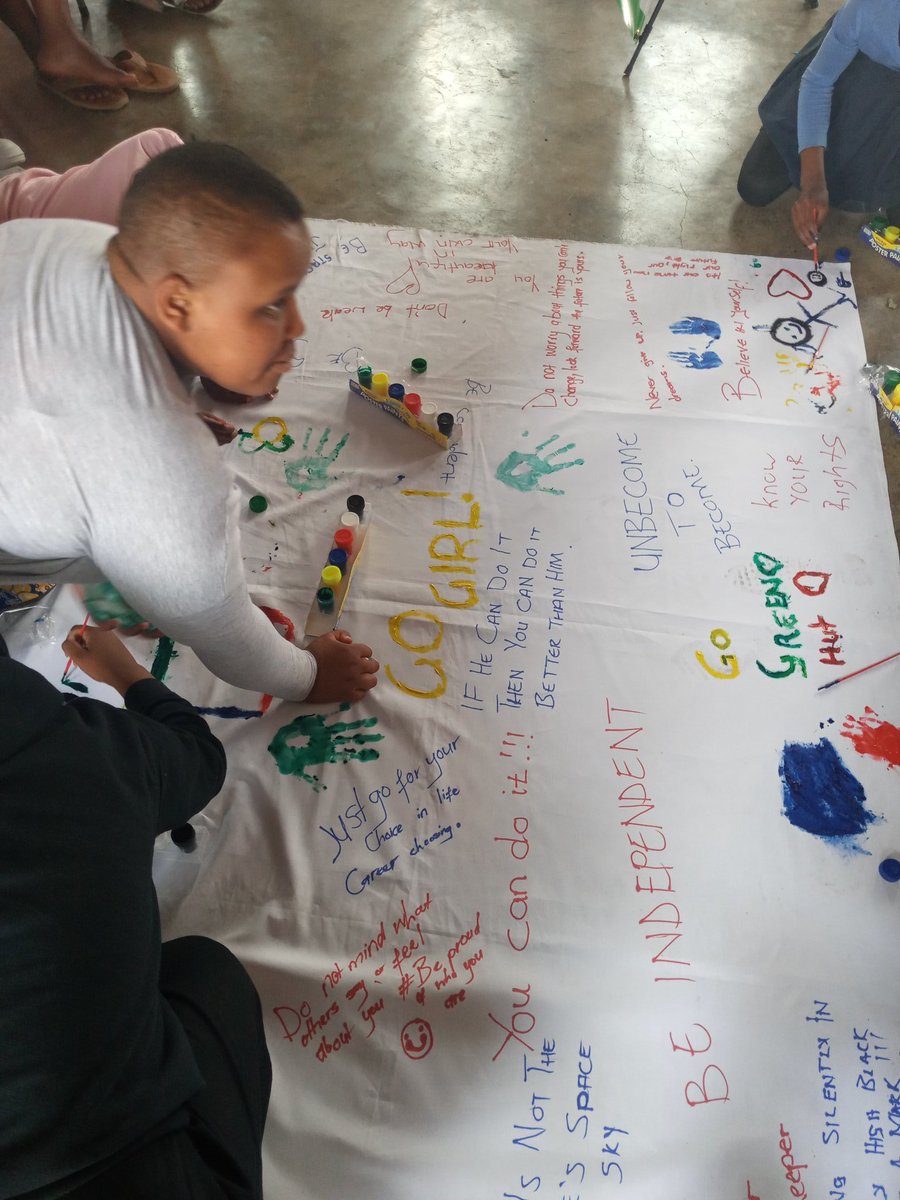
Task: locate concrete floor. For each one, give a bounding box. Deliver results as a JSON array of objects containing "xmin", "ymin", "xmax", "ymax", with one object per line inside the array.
[{"xmin": 1, "ymin": 0, "xmax": 898, "ymax": 544}]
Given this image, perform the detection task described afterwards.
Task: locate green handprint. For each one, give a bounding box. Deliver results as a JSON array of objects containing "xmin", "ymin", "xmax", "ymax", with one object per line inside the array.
[
  {"xmin": 83, "ymin": 581, "xmax": 146, "ymax": 628},
  {"xmin": 283, "ymin": 426, "xmax": 350, "ymax": 495},
  {"xmin": 495, "ymin": 433, "xmax": 584, "ymax": 496},
  {"xmin": 268, "ymin": 703, "xmax": 383, "ymax": 791}
]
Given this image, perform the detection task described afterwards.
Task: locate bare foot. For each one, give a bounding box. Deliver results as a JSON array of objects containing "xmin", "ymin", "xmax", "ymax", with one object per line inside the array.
[{"xmin": 35, "ymin": 34, "xmax": 137, "ymax": 88}]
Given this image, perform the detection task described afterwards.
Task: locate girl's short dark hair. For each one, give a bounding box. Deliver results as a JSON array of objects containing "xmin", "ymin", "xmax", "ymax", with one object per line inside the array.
[{"xmin": 117, "ymin": 142, "xmax": 305, "ymax": 281}]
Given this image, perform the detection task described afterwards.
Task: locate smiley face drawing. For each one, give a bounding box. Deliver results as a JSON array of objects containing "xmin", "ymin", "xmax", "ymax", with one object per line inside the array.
[{"xmin": 401, "ymin": 1018, "xmax": 434, "ymax": 1060}]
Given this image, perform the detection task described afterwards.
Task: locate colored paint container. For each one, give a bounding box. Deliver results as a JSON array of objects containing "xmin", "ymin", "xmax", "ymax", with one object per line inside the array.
[
  {"xmin": 879, "ymin": 857, "xmax": 900, "ymax": 882},
  {"xmin": 437, "ymin": 412, "xmax": 454, "ymax": 437},
  {"xmin": 388, "ymin": 382, "xmax": 406, "ymax": 401},
  {"xmin": 249, "ymin": 494, "xmax": 268, "ymax": 513},
  {"xmin": 328, "ymin": 548, "xmax": 348, "ymax": 570},
  {"xmin": 347, "ymin": 495, "xmax": 365, "ymax": 518},
  {"xmin": 421, "ymin": 401, "xmax": 437, "ymax": 419},
  {"xmin": 404, "ymin": 392, "xmax": 422, "ymax": 416},
  {"xmin": 340, "ymin": 512, "xmax": 360, "ymax": 530},
  {"xmin": 884, "ymin": 226, "xmax": 900, "ymax": 244},
  {"xmin": 321, "ymin": 565, "xmax": 342, "ymax": 588},
  {"xmin": 834, "ymin": 246, "xmax": 851, "ymax": 262},
  {"xmin": 411, "ymin": 357, "xmax": 427, "ymax": 374},
  {"xmin": 334, "ymin": 527, "xmax": 354, "ymax": 551},
  {"xmin": 358, "ymin": 367, "xmax": 373, "ymax": 389},
  {"xmin": 372, "ymin": 372, "xmax": 389, "ymax": 396},
  {"xmin": 316, "ymin": 586, "xmax": 335, "ymax": 613}
]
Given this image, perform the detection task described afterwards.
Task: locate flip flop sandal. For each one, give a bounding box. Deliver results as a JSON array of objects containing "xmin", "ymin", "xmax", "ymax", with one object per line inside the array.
[
  {"xmin": 37, "ymin": 75, "xmax": 129, "ymax": 110},
  {"xmin": 163, "ymin": 0, "xmax": 225, "ymax": 13},
  {"xmin": 111, "ymin": 49, "xmax": 179, "ymax": 94}
]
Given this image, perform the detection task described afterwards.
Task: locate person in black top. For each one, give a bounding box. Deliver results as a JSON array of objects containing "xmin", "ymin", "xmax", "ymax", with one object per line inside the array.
[{"xmin": 0, "ymin": 625, "xmax": 271, "ymax": 1200}]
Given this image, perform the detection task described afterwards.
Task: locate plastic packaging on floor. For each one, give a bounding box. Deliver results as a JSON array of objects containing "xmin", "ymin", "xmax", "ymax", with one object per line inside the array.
[{"xmin": 863, "ymin": 362, "xmax": 900, "ymax": 433}]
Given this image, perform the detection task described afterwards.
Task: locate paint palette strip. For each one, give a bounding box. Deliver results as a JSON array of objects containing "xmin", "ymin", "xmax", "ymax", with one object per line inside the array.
[{"xmin": 348, "ymin": 379, "xmax": 451, "ymax": 448}]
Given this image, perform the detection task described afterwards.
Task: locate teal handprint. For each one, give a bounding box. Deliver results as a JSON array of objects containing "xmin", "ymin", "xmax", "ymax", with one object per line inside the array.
[
  {"xmin": 268, "ymin": 704, "xmax": 383, "ymax": 791},
  {"xmin": 284, "ymin": 427, "xmax": 350, "ymax": 495},
  {"xmin": 495, "ymin": 433, "xmax": 584, "ymax": 496}
]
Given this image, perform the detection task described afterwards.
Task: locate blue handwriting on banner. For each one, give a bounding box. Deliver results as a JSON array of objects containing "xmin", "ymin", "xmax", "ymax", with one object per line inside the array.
[{"xmin": 314, "ymin": 737, "xmax": 463, "ymax": 896}]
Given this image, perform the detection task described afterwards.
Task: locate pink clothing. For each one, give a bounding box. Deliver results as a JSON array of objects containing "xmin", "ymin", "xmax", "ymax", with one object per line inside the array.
[{"xmin": 0, "ymin": 128, "xmax": 182, "ymax": 224}]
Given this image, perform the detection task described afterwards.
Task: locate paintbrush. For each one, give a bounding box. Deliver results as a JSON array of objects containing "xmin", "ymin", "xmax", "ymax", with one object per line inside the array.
[
  {"xmin": 62, "ymin": 613, "xmax": 90, "ymax": 681},
  {"xmin": 818, "ymin": 651, "xmax": 900, "ymax": 692}
]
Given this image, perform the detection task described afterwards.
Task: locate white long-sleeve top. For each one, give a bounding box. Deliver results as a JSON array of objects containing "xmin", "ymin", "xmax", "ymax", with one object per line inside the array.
[{"xmin": 0, "ymin": 218, "xmax": 316, "ymax": 699}]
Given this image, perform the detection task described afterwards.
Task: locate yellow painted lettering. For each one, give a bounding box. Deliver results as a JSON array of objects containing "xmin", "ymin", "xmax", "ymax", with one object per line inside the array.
[
  {"xmin": 695, "ymin": 650, "xmax": 740, "ymax": 680},
  {"xmin": 386, "ymin": 659, "xmax": 447, "ymax": 699},
  {"xmin": 429, "ymin": 580, "xmax": 479, "ymax": 608},
  {"xmin": 429, "ymin": 533, "xmax": 479, "ymax": 562},
  {"xmin": 388, "ymin": 610, "xmax": 443, "ymax": 652}
]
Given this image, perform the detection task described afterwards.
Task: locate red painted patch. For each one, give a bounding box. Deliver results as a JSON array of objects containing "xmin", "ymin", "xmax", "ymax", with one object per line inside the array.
[
  {"xmin": 258, "ymin": 605, "xmax": 297, "ymax": 715},
  {"xmin": 841, "ymin": 707, "xmax": 900, "ymax": 770}
]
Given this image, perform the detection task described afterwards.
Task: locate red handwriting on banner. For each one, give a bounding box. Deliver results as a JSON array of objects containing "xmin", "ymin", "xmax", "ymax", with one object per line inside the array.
[
  {"xmin": 767, "ymin": 269, "xmax": 812, "ymax": 301},
  {"xmin": 321, "ymin": 301, "xmax": 450, "ymax": 321},
  {"xmin": 604, "ymin": 698, "xmax": 731, "ymax": 1109},
  {"xmin": 820, "ymin": 433, "xmax": 856, "ymax": 511},
  {"xmin": 720, "ymin": 279, "xmax": 762, "ymax": 404},
  {"xmin": 496, "ymin": 731, "xmax": 536, "ymax": 952},
  {"xmin": 525, "ymin": 244, "xmax": 588, "ymax": 412},
  {"xmin": 488, "ymin": 730, "xmax": 538, "ymax": 1062},
  {"xmin": 645, "ymin": 253, "xmax": 721, "ymax": 281}
]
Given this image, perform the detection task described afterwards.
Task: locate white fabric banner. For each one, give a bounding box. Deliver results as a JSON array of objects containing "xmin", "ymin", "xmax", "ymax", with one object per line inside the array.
[{"xmin": 18, "ymin": 222, "xmax": 900, "ymax": 1200}]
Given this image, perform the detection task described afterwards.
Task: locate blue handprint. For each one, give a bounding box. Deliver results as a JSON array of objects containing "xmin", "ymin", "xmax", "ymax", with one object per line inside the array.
[
  {"xmin": 668, "ymin": 350, "xmax": 724, "ymax": 370},
  {"xmin": 669, "ymin": 316, "xmax": 722, "ymax": 343}
]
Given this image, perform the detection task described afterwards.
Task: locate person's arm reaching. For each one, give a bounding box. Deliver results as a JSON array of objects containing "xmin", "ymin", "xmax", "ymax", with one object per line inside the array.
[
  {"xmin": 61, "ymin": 624, "xmax": 227, "ymax": 833},
  {"xmin": 792, "ymin": 0, "xmax": 862, "ymax": 245},
  {"xmin": 90, "ymin": 427, "xmax": 379, "ymax": 702},
  {"xmin": 117, "ymin": 583, "xmax": 380, "ymax": 703}
]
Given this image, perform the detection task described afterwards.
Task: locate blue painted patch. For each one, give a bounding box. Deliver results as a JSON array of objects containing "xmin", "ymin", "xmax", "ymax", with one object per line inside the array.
[
  {"xmin": 779, "ymin": 738, "xmax": 877, "ymax": 847},
  {"xmin": 668, "ymin": 350, "xmax": 724, "ymax": 370}
]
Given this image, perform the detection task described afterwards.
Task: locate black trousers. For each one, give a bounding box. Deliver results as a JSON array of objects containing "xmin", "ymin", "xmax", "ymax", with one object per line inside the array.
[
  {"xmin": 67, "ymin": 937, "xmax": 272, "ymax": 1200},
  {"xmin": 737, "ymin": 127, "xmax": 792, "ymax": 207}
]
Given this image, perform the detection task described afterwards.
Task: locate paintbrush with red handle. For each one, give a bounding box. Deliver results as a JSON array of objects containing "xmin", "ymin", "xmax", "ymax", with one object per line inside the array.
[{"xmin": 62, "ymin": 613, "xmax": 90, "ymax": 681}]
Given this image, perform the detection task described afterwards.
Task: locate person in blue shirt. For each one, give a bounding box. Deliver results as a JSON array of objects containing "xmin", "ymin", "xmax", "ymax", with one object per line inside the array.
[{"xmin": 738, "ymin": 0, "xmax": 900, "ymax": 245}]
